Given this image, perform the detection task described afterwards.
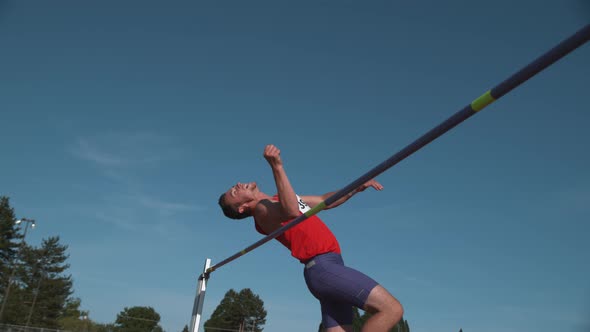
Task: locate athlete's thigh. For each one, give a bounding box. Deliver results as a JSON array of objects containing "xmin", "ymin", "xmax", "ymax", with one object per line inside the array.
[{"xmin": 316, "ymin": 262, "xmax": 378, "ymax": 308}]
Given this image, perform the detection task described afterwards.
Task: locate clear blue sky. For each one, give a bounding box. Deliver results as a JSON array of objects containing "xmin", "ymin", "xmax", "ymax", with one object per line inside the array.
[{"xmin": 1, "ymin": 1, "xmax": 589, "ymax": 332}]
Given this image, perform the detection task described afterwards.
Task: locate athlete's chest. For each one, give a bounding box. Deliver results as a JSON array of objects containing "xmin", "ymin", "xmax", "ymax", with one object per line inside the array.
[{"xmin": 254, "ymin": 195, "xmax": 310, "ymax": 234}]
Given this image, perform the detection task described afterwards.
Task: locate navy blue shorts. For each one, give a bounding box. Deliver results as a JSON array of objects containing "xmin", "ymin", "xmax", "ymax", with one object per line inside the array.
[{"xmin": 303, "ymin": 252, "xmax": 379, "ymax": 328}]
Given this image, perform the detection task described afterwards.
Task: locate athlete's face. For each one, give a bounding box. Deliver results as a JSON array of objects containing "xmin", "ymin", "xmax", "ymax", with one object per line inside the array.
[{"xmin": 223, "ymin": 182, "xmax": 258, "ymax": 208}]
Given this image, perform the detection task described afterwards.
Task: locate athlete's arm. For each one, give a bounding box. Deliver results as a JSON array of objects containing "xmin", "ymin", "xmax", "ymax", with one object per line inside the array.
[
  {"xmin": 264, "ymin": 145, "xmax": 300, "ymax": 219},
  {"xmin": 301, "ymin": 179, "xmax": 383, "ymax": 210}
]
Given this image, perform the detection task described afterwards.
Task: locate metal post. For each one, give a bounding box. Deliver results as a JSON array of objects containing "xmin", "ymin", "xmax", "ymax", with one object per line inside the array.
[
  {"xmin": 190, "ymin": 258, "xmax": 211, "ymax": 332},
  {"xmin": 25, "ymin": 270, "xmax": 43, "ymax": 327}
]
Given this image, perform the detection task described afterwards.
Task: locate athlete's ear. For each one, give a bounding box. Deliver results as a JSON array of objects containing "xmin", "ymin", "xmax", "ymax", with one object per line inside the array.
[{"xmin": 238, "ymin": 203, "xmax": 248, "ymax": 214}]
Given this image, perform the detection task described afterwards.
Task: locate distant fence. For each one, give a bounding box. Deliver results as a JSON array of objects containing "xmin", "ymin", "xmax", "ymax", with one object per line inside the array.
[{"xmin": 0, "ymin": 324, "xmax": 68, "ymax": 332}]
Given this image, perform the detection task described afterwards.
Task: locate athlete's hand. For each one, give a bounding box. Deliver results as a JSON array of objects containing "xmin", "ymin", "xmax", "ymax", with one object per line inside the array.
[
  {"xmin": 263, "ymin": 144, "xmax": 283, "ymax": 169},
  {"xmin": 356, "ymin": 179, "xmax": 383, "ymax": 192}
]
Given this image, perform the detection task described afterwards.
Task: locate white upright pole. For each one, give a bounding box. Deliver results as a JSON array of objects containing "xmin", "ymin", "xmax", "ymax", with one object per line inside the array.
[{"xmin": 190, "ymin": 258, "xmax": 211, "ymax": 332}]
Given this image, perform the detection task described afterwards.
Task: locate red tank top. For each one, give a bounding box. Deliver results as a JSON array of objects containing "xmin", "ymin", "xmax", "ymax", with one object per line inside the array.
[{"xmin": 255, "ymin": 195, "xmax": 341, "ymax": 262}]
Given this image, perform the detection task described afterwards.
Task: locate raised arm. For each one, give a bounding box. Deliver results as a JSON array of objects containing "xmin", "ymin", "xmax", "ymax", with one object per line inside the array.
[
  {"xmin": 301, "ymin": 179, "xmax": 383, "ymax": 210},
  {"xmin": 263, "ymin": 144, "xmax": 300, "ymax": 219}
]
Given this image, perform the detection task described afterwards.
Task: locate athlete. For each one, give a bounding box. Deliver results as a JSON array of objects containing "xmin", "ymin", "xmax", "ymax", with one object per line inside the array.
[{"xmin": 218, "ymin": 144, "xmax": 403, "ymax": 332}]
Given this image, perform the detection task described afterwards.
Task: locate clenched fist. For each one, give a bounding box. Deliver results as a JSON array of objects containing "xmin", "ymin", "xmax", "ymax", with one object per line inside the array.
[{"xmin": 263, "ymin": 144, "xmax": 283, "ymax": 169}]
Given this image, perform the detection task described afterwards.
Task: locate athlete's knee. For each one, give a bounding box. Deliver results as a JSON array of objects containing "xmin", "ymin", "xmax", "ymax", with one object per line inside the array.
[
  {"xmin": 382, "ymin": 297, "xmax": 403, "ymax": 326},
  {"xmin": 390, "ymin": 300, "xmax": 403, "ymax": 323},
  {"xmin": 364, "ymin": 285, "xmax": 403, "ymax": 322}
]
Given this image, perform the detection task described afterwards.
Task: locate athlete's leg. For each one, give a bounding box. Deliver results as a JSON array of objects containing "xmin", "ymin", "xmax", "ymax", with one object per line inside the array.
[
  {"xmin": 304, "ymin": 254, "xmax": 358, "ymax": 330},
  {"xmin": 304, "ymin": 253, "xmax": 384, "ymax": 331},
  {"xmin": 319, "ymin": 300, "xmax": 354, "ymax": 332},
  {"xmin": 361, "ymin": 285, "xmax": 403, "ymax": 332}
]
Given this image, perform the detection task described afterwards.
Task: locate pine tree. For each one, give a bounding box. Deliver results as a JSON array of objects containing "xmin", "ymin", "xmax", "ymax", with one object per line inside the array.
[
  {"xmin": 0, "ymin": 196, "xmax": 25, "ymax": 323},
  {"xmin": 0, "ymin": 196, "xmax": 20, "ymax": 283},
  {"xmin": 19, "ymin": 237, "xmax": 74, "ymax": 328},
  {"xmin": 204, "ymin": 288, "xmax": 266, "ymax": 332},
  {"xmin": 57, "ymin": 298, "xmax": 88, "ymax": 330}
]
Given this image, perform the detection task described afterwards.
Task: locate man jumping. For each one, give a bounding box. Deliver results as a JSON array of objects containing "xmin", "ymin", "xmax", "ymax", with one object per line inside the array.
[{"xmin": 218, "ymin": 144, "xmax": 403, "ymax": 332}]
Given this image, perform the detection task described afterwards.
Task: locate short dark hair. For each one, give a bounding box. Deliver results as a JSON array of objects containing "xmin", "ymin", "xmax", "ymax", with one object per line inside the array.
[{"xmin": 218, "ymin": 193, "xmax": 249, "ymax": 220}]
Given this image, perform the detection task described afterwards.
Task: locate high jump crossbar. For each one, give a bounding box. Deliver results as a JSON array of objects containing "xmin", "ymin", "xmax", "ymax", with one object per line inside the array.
[
  {"xmin": 191, "ymin": 23, "xmax": 589, "ymax": 332},
  {"xmin": 203, "ymin": 24, "xmax": 589, "ymax": 278}
]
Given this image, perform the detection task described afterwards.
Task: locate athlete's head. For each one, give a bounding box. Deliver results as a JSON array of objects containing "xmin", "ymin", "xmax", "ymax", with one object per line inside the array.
[{"xmin": 218, "ymin": 182, "xmax": 258, "ymax": 220}]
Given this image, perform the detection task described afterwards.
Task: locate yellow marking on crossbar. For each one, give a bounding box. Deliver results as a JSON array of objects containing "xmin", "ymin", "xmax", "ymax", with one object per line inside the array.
[
  {"xmin": 304, "ymin": 201, "xmax": 327, "ymax": 217},
  {"xmin": 471, "ymin": 90, "xmax": 496, "ymax": 112}
]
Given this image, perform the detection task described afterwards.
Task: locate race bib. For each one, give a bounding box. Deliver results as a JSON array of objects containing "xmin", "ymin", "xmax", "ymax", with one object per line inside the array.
[{"xmin": 296, "ymin": 195, "xmax": 311, "ymax": 213}]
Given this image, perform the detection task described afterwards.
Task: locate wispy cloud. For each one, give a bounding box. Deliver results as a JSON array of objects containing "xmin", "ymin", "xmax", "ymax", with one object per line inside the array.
[
  {"xmin": 116, "ymin": 193, "xmax": 204, "ymax": 218},
  {"xmin": 74, "ymin": 138, "xmax": 126, "ymax": 166},
  {"xmin": 93, "ymin": 209, "xmax": 141, "ymax": 231},
  {"xmin": 68, "ymin": 132, "xmax": 202, "ymax": 235},
  {"xmin": 86, "ymin": 191, "xmax": 205, "ymax": 242},
  {"xmin": 132, "ymin": 194, "xmax": 201, "ymax": 213},
  {"xmin": 70, "ymin": 132, "xmax": 185, "ymax": 168}
]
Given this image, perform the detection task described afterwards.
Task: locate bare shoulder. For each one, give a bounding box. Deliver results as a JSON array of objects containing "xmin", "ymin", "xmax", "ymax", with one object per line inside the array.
[
  {"xmin": 253, "ymin": 199, "xmax": 285, "ymax": 234},
  {"xmin": 253, "ymin": 199, "xmax": 274, "ymax": 218}
]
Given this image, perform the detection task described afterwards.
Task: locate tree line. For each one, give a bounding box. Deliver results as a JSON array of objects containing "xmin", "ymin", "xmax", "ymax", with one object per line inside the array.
[
  {"xmin": 0, "ymin": 196, "xmax": 166, "ymax": 332},
  {"xmin": 0, "ymin": 196, "xmax": 75, "ymax": 328}
]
